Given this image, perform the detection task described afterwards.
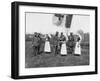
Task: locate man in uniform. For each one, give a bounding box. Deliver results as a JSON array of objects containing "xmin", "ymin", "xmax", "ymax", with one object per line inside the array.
[
  {"xmin": 49, "ymin": 34, "xmax": 55, "ymax": 54},
  {"xmin": 67, "ymin": 32, "xmax": 75, "ymax": 54},
  {"xmin": 32, "ymin": 33, "xmax": 40, "ymax": 56},
  {"xmin": 53, "ymin": 32, "xmax": 59, "ymax": 55},
  {"xmin": 38, "ymin": 34, "xmax": 45, "ymax": 54}
]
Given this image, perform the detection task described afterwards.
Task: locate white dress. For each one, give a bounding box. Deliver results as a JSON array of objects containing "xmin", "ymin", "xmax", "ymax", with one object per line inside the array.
[
  {"xmin": 74, "ymin": 42, "xmax": 81, "ymax": 55},
  {"xmin": 44, "ymin": 39, "xmax": 51, "ymax": 52},
  {"xmin": 60, "ymin": 42, "xmax": 67, "ymax": 55}
]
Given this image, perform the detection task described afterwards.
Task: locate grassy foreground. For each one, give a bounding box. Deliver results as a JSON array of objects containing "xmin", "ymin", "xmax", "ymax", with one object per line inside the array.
[{"xmin": 25, "ymin": 41, "xmax": 89, "ymax": 68}]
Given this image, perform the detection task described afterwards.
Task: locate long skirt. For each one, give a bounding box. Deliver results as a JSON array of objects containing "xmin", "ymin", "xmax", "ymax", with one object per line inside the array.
[
  {"xmin": 60, "ymin": 43, "xmax": 67, "ymax": 55},
  {"xmin": 74, "ymin": 42, "xmax": 81, "ymax": 55},
  {"xmin": 44, "ymin": 41, "xmax": 51, "ymax": 52}
]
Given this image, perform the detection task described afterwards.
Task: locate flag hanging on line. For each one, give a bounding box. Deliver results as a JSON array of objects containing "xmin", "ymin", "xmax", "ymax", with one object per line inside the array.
[
  {"xmin": 52, "ymin": 14, "xmax": 64, "ymax": 26},
  {"xmin": 65, "ymin": 15, "xmax": 73, "ymax": 28}
]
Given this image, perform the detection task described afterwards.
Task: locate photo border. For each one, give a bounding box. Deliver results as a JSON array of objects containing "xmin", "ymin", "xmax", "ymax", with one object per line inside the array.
[{"xmin": 11, "ymin": 1, "xmax": 98, "ymax": 79}]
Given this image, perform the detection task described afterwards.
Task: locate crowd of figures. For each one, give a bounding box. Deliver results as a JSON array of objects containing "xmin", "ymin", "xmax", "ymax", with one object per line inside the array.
[{"xmin": 32, "ymin": 32, "xmax": 81, "ymax": 56}]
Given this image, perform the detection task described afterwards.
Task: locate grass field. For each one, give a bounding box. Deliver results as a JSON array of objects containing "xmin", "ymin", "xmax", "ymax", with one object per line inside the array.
[{"xmin": 25, "ymin": 41, "xmax": 89, "ymax": 68}]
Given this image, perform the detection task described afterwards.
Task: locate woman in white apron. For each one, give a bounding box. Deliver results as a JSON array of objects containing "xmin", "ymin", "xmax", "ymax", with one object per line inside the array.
[
  {"xmin": 60, "ymin": 41, "xmax": 67, "ymax": 55},
  {"xmin": 44, "ymin": 34, "xmax": 51, "ymax": 53},
  {"xmin": 60, "ymin": 33, "xmax": 67, "ymax": 55},
  {"xmin": 74, "ymin": 35, "xmax": 81, "ymax": 55}
]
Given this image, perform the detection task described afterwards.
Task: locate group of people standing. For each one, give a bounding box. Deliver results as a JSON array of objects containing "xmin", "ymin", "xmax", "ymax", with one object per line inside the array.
[{"xmin": 32, "ymin": 32, "xmax": 81, "ymax": 56}]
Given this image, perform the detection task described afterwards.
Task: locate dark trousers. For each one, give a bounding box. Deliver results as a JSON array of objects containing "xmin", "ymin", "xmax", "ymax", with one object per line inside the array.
[
  {"xmin": 54, "ymin": 45, "xmax": 59, "ymax": 55},
  {"xmin": 68, "ymin": 46, "xmax": 74, "ymax": 54},
  {"xmin": 39, "ymin": 43, "xmax": 44, "ymax": 54},
  {"xmin": 59, "ymin": 43, "xmax": 62, "ymax": 54},
  {"xmin": 33, "ymin": 46, "xmax": 39, "ymax": 56}
]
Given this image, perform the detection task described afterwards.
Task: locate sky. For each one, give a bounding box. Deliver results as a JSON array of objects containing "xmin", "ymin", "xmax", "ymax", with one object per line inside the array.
[{"xmin": 26, "ymin": 13, "xmax": 90, "ymax": 34}]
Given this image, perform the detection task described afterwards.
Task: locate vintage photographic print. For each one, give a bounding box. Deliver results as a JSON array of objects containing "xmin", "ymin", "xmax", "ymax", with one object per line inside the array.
[
  {"xmin": 11, "ymin": 2, "xmax": 97, "ymax": 79},
  {"xmin": 25, "ymin": 13, "xmax": 90, "ymax": 68}
]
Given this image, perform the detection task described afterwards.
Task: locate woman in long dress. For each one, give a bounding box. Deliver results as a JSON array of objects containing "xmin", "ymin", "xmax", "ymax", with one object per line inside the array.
[
  {"xmin": 60, "ymin": 33, "xmax": 67, "ymax": 55},
  {"xmin": 61, "ymin": 41, "xmax": 67, "ymax": 55},
  {"xmin": 44, "ymin": 34, "xmax": 51, "ymax": 53},
  {"xmin": 74, "ymin": 35, "xmax": 81, "ymax": 55}
]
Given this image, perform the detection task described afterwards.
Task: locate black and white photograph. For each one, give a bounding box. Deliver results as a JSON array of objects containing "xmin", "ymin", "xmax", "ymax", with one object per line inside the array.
[
  {"xmin": 25, "ymin": 13, "xmax": 90, "ymax": 68},
  {"xmin": 11, "ymin": 2, "xmax": 97, "ymax": 79}
]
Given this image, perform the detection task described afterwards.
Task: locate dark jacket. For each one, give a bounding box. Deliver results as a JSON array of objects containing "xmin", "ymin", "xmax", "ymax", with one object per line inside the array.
[
  {"xmin": 53, "ymin": 35, "xmax": 59, "ymax": 46},
  {"xmin": 32, "ymin": 36, "xmax": 40, "ymax": 46},
  {"xmin": 67, "ymin": 35, "xmax": 75, "ymax": 47}
]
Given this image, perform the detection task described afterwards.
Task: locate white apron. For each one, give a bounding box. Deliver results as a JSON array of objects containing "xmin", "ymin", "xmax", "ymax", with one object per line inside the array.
[
  {"xmin": 60, "ymin": 42, "xmax": 67, "ymax": 55},
  {"xmin": 74, "ymin": 42, "xmax": 81, "ymax": 55},
  {"xmin": 44, "ymin": 40, "xmax": 51, "ymax": 52}
]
